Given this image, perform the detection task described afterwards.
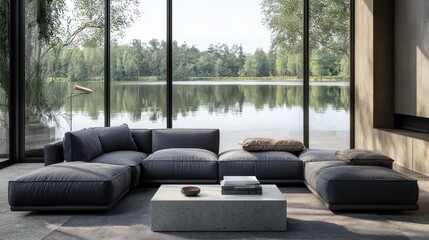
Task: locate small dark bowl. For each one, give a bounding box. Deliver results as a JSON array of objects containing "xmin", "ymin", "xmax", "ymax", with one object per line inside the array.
[{"xmin": 181, "ymin": 186, "xmax": 201, "ymax": 197}]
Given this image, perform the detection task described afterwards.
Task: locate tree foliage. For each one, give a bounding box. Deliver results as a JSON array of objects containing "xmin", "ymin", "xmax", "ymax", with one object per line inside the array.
[
  {"xmin": 262, "ymin": 0, "xmax": 349, "ymax": 56},
  {"xmin": 261, "ymin": 0, "xmax": 350, "ymax": 80},
  {"xmin": 23, "ymin": 0, "xmax": 140, "ymax": 125},
  {"xmin": 0, "ymin": 0, "xmax": 9, "ymax": 126}
]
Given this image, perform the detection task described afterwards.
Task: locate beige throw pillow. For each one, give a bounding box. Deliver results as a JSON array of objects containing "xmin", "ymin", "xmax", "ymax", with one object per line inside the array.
[
  {"xmin": 241, "ymin": 138, "xmax": 305, "ymax": 152},
  {"xmin": 335, "ymin": 149, "xmax": 394, "ymax": 168}
]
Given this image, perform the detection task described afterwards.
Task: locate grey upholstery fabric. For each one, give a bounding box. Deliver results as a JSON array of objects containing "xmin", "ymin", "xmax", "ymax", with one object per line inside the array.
[
  {"xmin": 219, "ymin": 150, "xmax": 304, "ymax": 182},
  {"xmin": 44, "ymin": 140, "xmax": 64, "ymax": 166},
  {"xmin": 336, "ymin": 149, "xmax": 394, "ymax": 168},
  {"xmin": 304, "ymin": 161, "xmax": 419, "ymax": 211},
  {"xmin": 304, "ymin": 160, "xmax": 348, "ymax": 187},
  {"xmin": 299, "ymin": 149, "xmax": 339, "ymax": 163},
  {"xmin": 131, "ymin": 129, "xmax": 152, "ymax": 153},
  {"xmin": 63, "ymin": 128, "xmax": 104, "ymax": 162},
  {"xmin": 142, "ymin": 148, "xmax": 218, "ymax": 183},
  {"xmin": 94, "ymin": 124, "xmax": 138, "ymax": 153},
  {"xmin": 91, "ymin": 151, "xmax": 147, "ymax": 186},
  {"xmin": 8, "ymin": 162, "xmax": 131, "ymax": 211},
  {"xmin": 152, "ymin": 129, "xmax": 220, "ymax": 154}
]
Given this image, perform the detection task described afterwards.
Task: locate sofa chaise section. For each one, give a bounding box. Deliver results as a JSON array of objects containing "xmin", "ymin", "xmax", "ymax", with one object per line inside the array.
[{"xmin": 9, "ymin": 162, "xmax": 131, "ymax": 211}]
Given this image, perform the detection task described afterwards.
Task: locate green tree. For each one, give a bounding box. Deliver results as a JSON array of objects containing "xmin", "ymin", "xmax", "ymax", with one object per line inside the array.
[
  {"xmin": 276, "ymin": 51, "xmax": 288, "ymax": 76},
  {"xmin": 253, "ymin": 48, "xmax": 269, "ymax": 77},
  {"xmin": 68, "ymin": 50, "xmax": 87, "ymax": 82},
  {"xmin": 123, "ymin": 46, "xmax": 139, "ymax": 77},
  {"xmin": 262, "ymin": 0, "xmax": 349, "ymax": 56},
  {"xmin": 287, "ymin": 53, "xmax": 303, "ymax": 77}
]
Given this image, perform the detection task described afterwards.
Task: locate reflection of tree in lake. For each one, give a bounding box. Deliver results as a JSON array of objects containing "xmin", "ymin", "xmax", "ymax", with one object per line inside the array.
[{"xmin": 66, "ymin": 82, "xmax": 349, "ymax": 122}]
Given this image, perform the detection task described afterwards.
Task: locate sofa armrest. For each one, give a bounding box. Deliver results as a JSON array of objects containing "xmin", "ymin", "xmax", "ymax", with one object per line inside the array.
[{"xmin": 44, "ymin": 140, "xmax": 64, "ymax": 166}]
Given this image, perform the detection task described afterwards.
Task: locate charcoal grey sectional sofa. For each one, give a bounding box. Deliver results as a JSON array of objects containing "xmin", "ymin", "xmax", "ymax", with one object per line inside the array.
[{"xmin": 8, "ymin": 125, "xmax": 419, "ymax": 212}]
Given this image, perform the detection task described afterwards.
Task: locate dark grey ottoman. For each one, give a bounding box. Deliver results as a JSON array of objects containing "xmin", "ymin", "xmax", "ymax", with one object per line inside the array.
[
  {"xmin": 9, "ymin": 162, "xmax": 131, "ymax": 211},
  {"xmin": 142, "ymin": 148, "xmax": 219, "ymax": 183},
  {"xmin": 219, "ymin": 149, "xmax": 304, "ymax": 183},
  {"xmin": 305, "ymin": 161, "xmax": 419, "ymax": 211}
]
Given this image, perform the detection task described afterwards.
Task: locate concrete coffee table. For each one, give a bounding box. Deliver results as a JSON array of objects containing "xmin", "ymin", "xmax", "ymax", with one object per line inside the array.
[{"xmin": 150, "ymin": 184, "xmax": 287, "ymax": 231}]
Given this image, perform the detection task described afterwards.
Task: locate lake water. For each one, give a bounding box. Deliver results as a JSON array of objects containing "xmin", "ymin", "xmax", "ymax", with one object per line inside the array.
[{"xmin": 59, "ymin": 80, "xmax": 350, "ymax": 151}]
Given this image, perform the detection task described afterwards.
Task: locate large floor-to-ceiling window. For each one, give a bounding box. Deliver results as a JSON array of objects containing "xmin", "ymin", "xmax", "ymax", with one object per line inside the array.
[
  {"xmin": 0, "ymin": 0, "xmax": 9, "ymax": 162},
  {"xmin": 110, "ymin": 0, "xmax": 167, "ymax": 128},
  {"xmin": 24, "ymin": 0, "xmax": 106, "ymax": 158},
  {"xmin": 6, "ymin": 0, "xmax": 352, "ymax": 163},
  {"xmin": 309, "ymin": 0, "xmax": 350, "ymax": 149},
  {"xmin": 172, "ymin": 0, "xmax": 304, "ymax": 151}
]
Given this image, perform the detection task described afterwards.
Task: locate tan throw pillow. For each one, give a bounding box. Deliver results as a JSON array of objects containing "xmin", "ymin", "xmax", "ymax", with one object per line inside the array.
[
  {"xmin": 241, "ymin": 138, "xmax": 305, "ymax": 152},
  {"xmin": 335, "ymin": 149, "xmax": 394, "ymax": 168}
]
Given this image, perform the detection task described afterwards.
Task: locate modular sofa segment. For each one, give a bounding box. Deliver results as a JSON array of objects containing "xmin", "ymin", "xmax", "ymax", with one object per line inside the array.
[
  {"xmin": 141, "ymin": 129, "xmax": 220, "ymax": 183},
  {"xmin": 9, "ymin": 162, "xmax": 131, "ymax": 211},
  {"xmin": 44, "ymin": 128, "xmax": 152, "ymax": 166},
  {"xmin": 61, "ymin": 125, "xmax": 148, "ymax": 186},
  {"xmin": 219, "ymin": 150, "xmax": 303, "ymax": 183},
  {"xmin": 300, "ymin": 149, "xmax": 419, "ymax": 211}
]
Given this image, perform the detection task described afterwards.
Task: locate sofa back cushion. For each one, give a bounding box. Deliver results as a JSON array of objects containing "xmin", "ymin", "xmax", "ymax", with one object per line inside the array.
[
  {"xmin": 152, "ymin": 129, "xmax": 220, "ymax": 154},
  {"xmin": 63, "ymin": 128, "xmax": 104, "ymax": 162},
  {"xmin": 131, "ymin": 129, "xmax": 152, "ymax": 154},
  {"xmin": 94, "ymin": 124, "xmax": 138, "ymax": 153}
]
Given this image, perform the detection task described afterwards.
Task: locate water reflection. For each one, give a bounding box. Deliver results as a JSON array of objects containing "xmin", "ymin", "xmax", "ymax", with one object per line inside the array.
[
  {"xmin": 52, "ymin": 81, "xmax": 350, "ymax": 150},
  {"xmin": 63, "ymin": 81, "xmax": 349, "ymax": 121}
]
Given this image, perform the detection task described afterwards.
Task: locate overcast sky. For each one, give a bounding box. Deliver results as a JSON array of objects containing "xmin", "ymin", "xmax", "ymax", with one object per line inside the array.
[{"xmin": 121, "ymin": 0, "xmax": 272, "ymax": 53}]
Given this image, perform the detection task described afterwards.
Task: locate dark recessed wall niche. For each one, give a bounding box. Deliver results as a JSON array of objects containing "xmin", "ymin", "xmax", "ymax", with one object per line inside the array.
[
  {"xmin": 373, "ymin": 0, "xmax": 394, "ymax": 129},
  {"xmin": 395, "ymin": 114, "xmax": 429, "ymax": 133}
]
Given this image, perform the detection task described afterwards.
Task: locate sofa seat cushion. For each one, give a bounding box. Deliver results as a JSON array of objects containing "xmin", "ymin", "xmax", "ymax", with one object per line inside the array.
[
  {"xmin": 8, "ymin": 162, "xmax": 131, "ymax": 211},
  {"xmin": 304, "ymin": 160, "xmax": 349, "ymax": 187},
  {"xmin": 218, "ymin": 149, "xmax": 304, "ymax": 183},
  {"xmin": 304, "ymin": 161, "xmax": 419, "ymax": 211},
  {"xmin": 91, "ymin": 151, "xmax": 147, "ymax": 186},
  {"xmin": 142, "ymin": 148, "xmax": 219, "ymax": 183}
]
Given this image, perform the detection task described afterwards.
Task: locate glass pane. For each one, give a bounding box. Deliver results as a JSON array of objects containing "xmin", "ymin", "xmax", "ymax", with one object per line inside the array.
[
  {"xmin": 110, "ymin": 0, "xmax": 166, "ymax": 128},
  {"xmin": 309, "ymin": 0, "xmax": 350, "ymax": 149},
  {"xmin": 0, "ymin": 0, "xmax": 9, "ymax": 161},
  {"xmin": 24, "ymin": 0, "xmax": 105, "ymax": 157},
  {"xmin": 173, "ymin": 0, "xmax": 304, "ymax": 152}
]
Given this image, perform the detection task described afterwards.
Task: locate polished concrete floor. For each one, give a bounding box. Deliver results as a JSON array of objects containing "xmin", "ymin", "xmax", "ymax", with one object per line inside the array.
[{"xmin": 0, "ymin": 163, "xmax": 428, "ymax": 240}]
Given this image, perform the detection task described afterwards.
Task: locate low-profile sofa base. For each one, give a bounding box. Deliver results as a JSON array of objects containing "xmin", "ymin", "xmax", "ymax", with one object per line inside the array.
[
  {"xmin": 9, "ymin": 162, "xmax": 131, "ymax": 211},
  {"xmin": 306, "ymin": 183, "xmax": 419, "ymax": 211}
]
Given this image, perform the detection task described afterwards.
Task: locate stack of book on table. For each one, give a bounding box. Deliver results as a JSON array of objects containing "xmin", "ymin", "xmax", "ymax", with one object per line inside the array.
[{"xmin": 221, "ymin": 176, "xmax": 262, "ymax": 195}]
